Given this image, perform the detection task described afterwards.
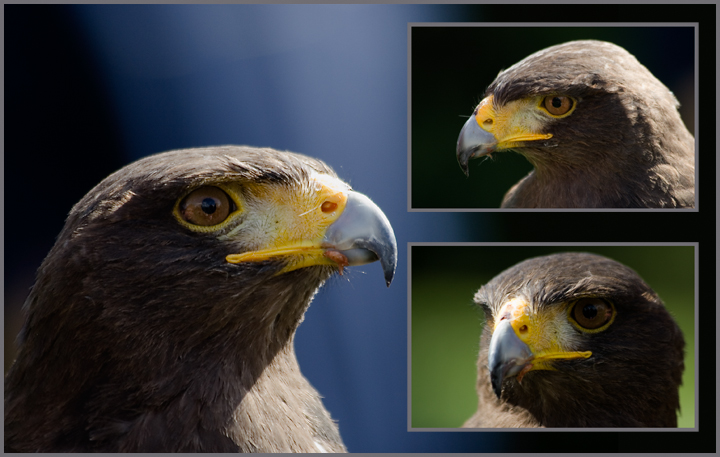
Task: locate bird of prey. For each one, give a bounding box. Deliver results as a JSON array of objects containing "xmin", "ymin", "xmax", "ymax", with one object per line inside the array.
[
  {"xmin": 4, "ymin": 146, "xmax": 397, "ymax": 452},
  {"xmin": 456, "ymin": 40, "xmax": 695, "ymax": 208},
  {"xmin": 464, "ymin": 252, "xmax": 685, "ymax": 428}
]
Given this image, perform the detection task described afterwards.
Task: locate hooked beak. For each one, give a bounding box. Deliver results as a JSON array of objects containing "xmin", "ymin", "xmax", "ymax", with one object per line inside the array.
[
  {"xmin": 456, "ymin": 95, "xmax": 553, "ymax": 176},
  {"xmin": 322, "ymin": 191, "xmax": 397, "ymax": 286},
  {"xmin": 487, "ymin": 319, "xmax": 533, "ymax": 398},
  {"xmin": 487, "ymin": 299, "xmax": 592, "ymax": 398},
  {"xmin": 456, "ymin": 113, "xmax": 498, "ymax": 177}
]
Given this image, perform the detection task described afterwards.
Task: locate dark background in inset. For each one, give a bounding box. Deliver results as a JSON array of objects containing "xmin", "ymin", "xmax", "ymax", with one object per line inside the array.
[
  {"xmin": 4, "ymin": 3, "xmax": 715, "ymax": 454},
  {"xmin": 411, "ymin": 26, "xmax": 695, "ymax": 209},
  {"xmin": 412, "ymin": 245, "xmax": 695, "ymax": 428}
]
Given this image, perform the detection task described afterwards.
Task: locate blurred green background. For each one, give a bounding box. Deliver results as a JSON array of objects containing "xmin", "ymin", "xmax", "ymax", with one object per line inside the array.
[
  {"xmin": 411, "ymin": 245, "xmax": 695, "ymax": 428},
  {"xmin": 410, "ymin": 26, "xmax": 695, "ymax": 208}
]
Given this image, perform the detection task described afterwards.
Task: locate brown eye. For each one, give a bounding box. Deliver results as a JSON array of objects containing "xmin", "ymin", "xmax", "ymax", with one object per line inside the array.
[
  {"xmin": 179, "ymin": 186, "xmax": 235, "ymax": 226},
  {"xmin": 571, "ymin": 298, "xmax": 613, "ymax": 330},
  {"xmin": 543, "ymin": 96, "xmax": 574, "ymax": 116}
]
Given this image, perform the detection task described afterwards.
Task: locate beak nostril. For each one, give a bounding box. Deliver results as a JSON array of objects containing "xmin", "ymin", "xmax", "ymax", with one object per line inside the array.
[{"xmin": 321, "ymin": 201, "xmax": 338, "ymax": 213}]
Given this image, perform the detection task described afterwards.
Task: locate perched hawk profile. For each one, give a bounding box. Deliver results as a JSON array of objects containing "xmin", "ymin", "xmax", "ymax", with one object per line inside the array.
[
  {"xmin": 5, "ymin": 146, "xmax": 397, "ymax": 452},
  {"xmin": 456, "ymin": 40, "xmax": 695, "ymax": 208},
  {"xmin": 465, "ymin": 252, "xmax": 685, "ymax": 428}
]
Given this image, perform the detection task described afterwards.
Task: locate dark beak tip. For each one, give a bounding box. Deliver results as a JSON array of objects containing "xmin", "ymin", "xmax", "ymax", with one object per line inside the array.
[
  {"xmin": 459, "ymin": 160, "xmax": 470, "ymax": 177},
  {"xmin": 456, "ymin": 142, "xmax": 478, "ymax": 177},
  {"xmin": 491, "ymin": 377, "xmax": 502, "ymax": 399},
  {"xmin": 355, "ymin": 236, "xmax": 396, "ymax": 287},
  {"xmin": 456, "ymin": 141, "xmax": 469, "ymax": 176},
  {"xmin": 457, "ymin": 114, "xmax": 497, "ymax": 175},
  {"xmin": 325, "ymin": 191, "xmax": 397, "ymax": 286},
  {"xmin": 382, "ymin": 252, "xmax": 397, "ymax": 287}
]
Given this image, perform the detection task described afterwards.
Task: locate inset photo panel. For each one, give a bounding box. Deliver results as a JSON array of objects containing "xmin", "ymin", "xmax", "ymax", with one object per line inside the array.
[
  {"xmin": 409, "ymin": 24, "xmax": 696, "ymax": 210},
  {"xmin": 409, "ymin": 243, "xmax": 696, "ymax": 430}
]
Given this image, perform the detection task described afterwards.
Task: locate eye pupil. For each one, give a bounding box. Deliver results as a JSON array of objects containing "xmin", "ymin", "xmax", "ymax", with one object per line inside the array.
[
  {"xmin": 178, "ymin": 186, "xmax": 235, "ymax": 227},
  {"xmin": 571, "ymin": 298, "xmax": 613, "ymax": 331},
  {"xmin": 582, "ymin": 304, "xmax": 598, "ymax": 320},
  {"xmin": 201, "ymin": 198, "xmax": 217, "ymax": 214},
  {"xmin": 543, "ymin": 95, "xmax": 573, "ymax": 116}
]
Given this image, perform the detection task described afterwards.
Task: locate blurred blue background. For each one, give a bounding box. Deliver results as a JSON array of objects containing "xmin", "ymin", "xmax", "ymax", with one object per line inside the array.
[{"xmin": 4, "ymin": 4, "xmax": 713, "ymax": 453}]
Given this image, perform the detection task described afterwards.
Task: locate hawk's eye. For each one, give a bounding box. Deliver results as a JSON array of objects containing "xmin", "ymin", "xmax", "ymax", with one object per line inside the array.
[
  {"xmin": 542, "ymin": 96, "xmax": 574, "ymax": 116},
  {"xmin": 570, "ymin": 298, "xmax": 614, "ymax": 330},
  {"xmin": 179, "ymin": 186, "xmax": 236, "ymax": 226}
]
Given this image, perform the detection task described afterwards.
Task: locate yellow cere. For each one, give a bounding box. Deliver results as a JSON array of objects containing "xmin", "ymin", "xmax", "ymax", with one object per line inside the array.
[
  {"xmin": 496, "ymin": 297, "xmax": 591, "ymax": 372},
  {"xmin": 225, "ymin": 172, "xmax": 350, "ymax": 274},
  {"xmin": 474, "ymin": 94, "xmax": 553, "ymax": 150}
]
